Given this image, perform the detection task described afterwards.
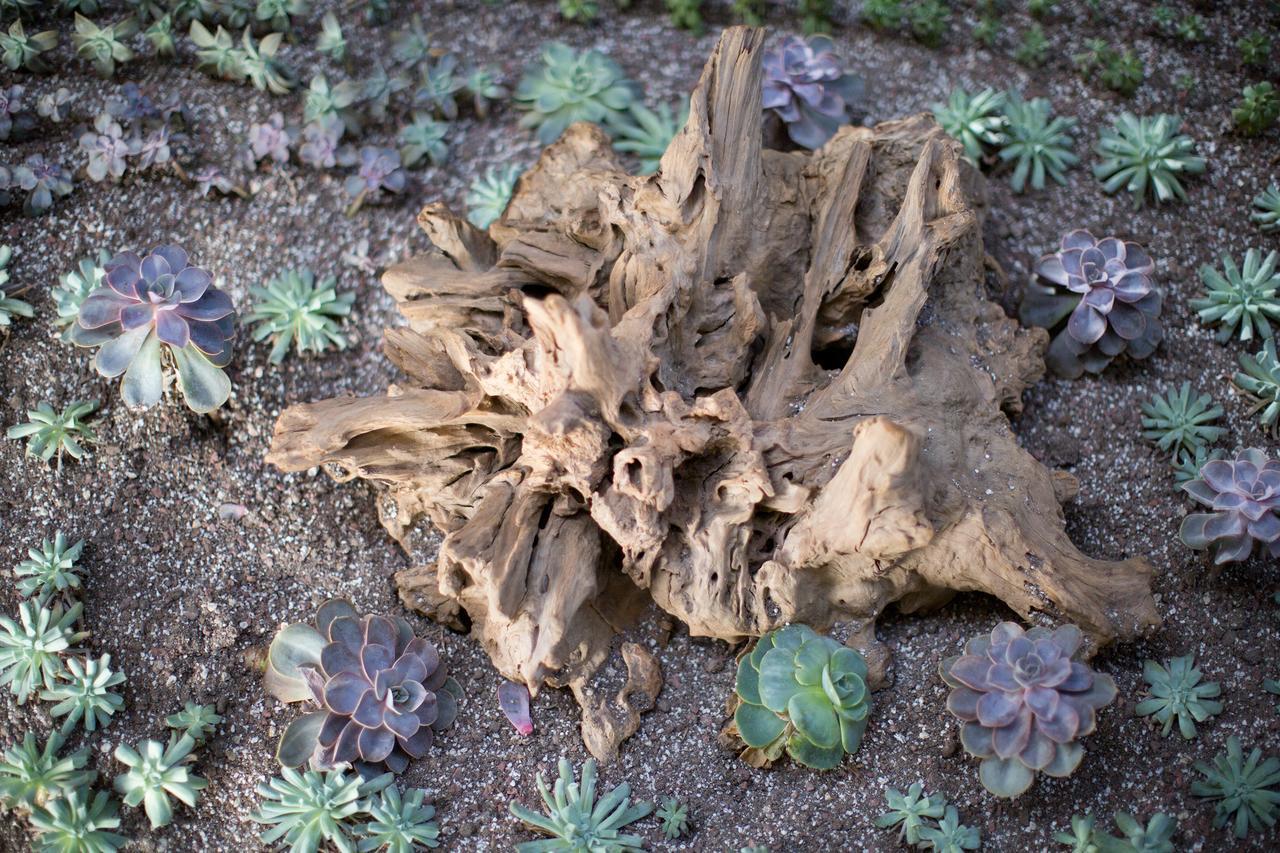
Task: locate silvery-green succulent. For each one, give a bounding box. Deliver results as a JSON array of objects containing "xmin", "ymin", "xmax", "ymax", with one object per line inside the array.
[
  {"xmin": 1235, "ymin": 338, "xmax": 1280, "ymax": 433},
  {"xmin": 1140, "ymin": 383, "xmax": 1224, "ymax": 457},
  {"xmin": 355, "ymin": 786, "xmax": 441, "ymax": 851},
  {"xmin": 165, "ymin": 701, "xmax": 222, "ymax": 744},
  {"xmin": 398, "ymin": 114, "xmax": 449, "ymax": 169},
  {"xmin": 42, "ymin": 654, "xmax": 126, "ymax": 734},
  {"xmin": 1135, "ymin": 656, "xmax": 1221, "ymax": 739},
  {"xmin": 0, "ymin": 731, "xmax": 93, "ymax": 810},
  {"xmin": 71, "ymin": 14, "xmax": 137, "ymax": 78},
  {"xmin": 1191, "ymin": 249, "xmax": 1280, "ymax": 344},
  {"xmin": 0, "ymin": 244, "xmax": 33, "ymax": 327},
  {"xmin": 1, "ymin": 20, "xmax": 59, "ymax": 73},
  {"xmin": 246, "ymin": 268, "xmax": 354, "ymax": 364},
  {"xmin": 252, "ymin": 766, "xmax": 389, "ymax": 853},
  {"xmin": 12, "ymin": 532, "xmax": 85, "ymax": 600},
  {"xmin": 0, "ymin": 599, "xmax": 87, "ymax": 704},
  {"xmin": 113, "ymin": 734, "xmax": 207, "ymax": 828},
  {"xmin": 732, "ymin": 624, "xmax": 872, "ymax": 770},
  {"xmin": 656, "ymin": 796, "xmax": 689, "ymax": 840},
  {"xmin": 932, "ymin": 87, "xmax": 1006, "ymax": 163},
  {"xmin": 509, "ymin": 758, "xmax": 651, "ymax": 852},
  {"xmin": 874, "ymin": 783, "xmax": 946, "ymax": 845},
  {"xmin": 1191, "ymin": 736, "xmax": 1280, "ymax": 839},
  {"xmin": 53, "ymin": 250, "xmax": 112, "ymax": 340},
  {"xmin": 999, "ymin": 94, "xmax": 1078, "ymax": 193},
  {"xmin": 316, "ymin": 11, "xmax": 345, "ymax": 62},
  {"xmin": 1253, "ymin": 185, "xmax": 1280, "ymax": 234},
  {"xmin": 514, "ymin": 42, "xmax": 640, "ymax": 145},
  {"xmin": 29, "ymin": 789, "xmax": 125, "ymax": 853},
  {"xmin": 6, "ymin": 401, "xmax": 98, "ymax": 470},
  {"xmin": 465, "ymin": 164, "xmax": 522, "ymax": 230},
  {"xmin": 608, "ymin": 101, "xmax": 687, "ymax": 175},
  {"xmin": 1094, "ymin": 113, "xmax": 1205, "ymax": 208}
]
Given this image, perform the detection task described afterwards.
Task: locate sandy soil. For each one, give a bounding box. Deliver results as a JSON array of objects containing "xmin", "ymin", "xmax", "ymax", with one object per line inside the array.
[{"xmin": 1, "ymin": 1, "xmax": 1278, "ymax": 850}]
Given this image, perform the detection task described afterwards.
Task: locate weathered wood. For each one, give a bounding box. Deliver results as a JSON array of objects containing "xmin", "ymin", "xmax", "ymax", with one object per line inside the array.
[{"xmin": 267, "ymin": 27, "xmax": 1159, "ymax": 757}]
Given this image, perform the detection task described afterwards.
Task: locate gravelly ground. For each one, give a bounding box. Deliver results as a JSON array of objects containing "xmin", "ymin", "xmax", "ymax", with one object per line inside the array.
[{"xmin": 1, "ymin": 1, "xmax": 1279, "ymax": 851}]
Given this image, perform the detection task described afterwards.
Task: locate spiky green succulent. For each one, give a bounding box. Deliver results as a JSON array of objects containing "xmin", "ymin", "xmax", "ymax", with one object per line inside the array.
[
  {"xmin": 932, "ymin": 87, "xmax": 1006, "ymax": 164},
  {"xmin": 0, "ymin": 244, "xmax": 34, "ymax": 329},
  {"xmin": 1236, "ymin": 338, "xmax": 1280, "ymax": 433},
  {"xmin": 355, "ymin": 786, "xmax": 441, "ymax": 851},
  {"xmin": 304, "ymin": 74, "xmax": 361, "ymax": 136},
  {"xmin": 398, "ymin": 113, "xmax": 449, "ymax": 169},
  {"xmin": 241, "ymin": 28, "xmax": 296, "ymax": 94},
  {"xmin": 1191, "ymin": 736, "xmax": 1280, "ymax": 839},
  {"xmin": 1, "ymin": 19, "xmax": 59, "ymax": 73},
  {"xmin": 53, "ymin": 250, "xmax": 112, "ymax": 340},
  {"xmin": 0, "ymin": 731, "xmax": 93, "ymax": 811},
  {"xmin": 316, "ymin": 11, "xmax": 345, "ymax": 62},
  {"xmin": 732, "ymin": 624, "xmax": 871, "ymax": 770},
  {"xmin": 1093, "ymin": 113, "xmax": 1205, "ymax": 208},
  {"xmin": 42, "ymin": 654, "xmax": 126, "ymax": 734},
  {"xmin": 7, "ymin": 401, "xmax": 98, "ymax": 470},
  {"xmin": 1233, "ymin": 82, "xmax": 1279, "ymax": 137},
  {"xmin": 246, "ymin": 268, "xmax": 353, "ymax": 364},
  {"xmin": 113, "ymin": 734, "xmax": 207, "ymax": 828},
  {"xmin": 13, "ymin": 532, "xmax": 85, "ymax": 600},
  {"xmin": 71, "ymin": 14, "xmax": 136, "ymax": 77},
  {"xmin": 919, "ymin": 805, "xmax": 980, "ymax": 853},
  {"xmin": 190, "ymin": 21, "xmax": 246, "ymax": 82},
  {"xmin": 1135, "ymin": 656, "xmax": 1221, "ymax": 739},
  {"xmin": 1191, "ymin": 249, "xmax": 1280, "ymax": 344},
  {"xmin": 165, "ymin": 701, "xmax": 222, "ymax": 744},
  {"xmin": 1174, "ymin": 445, "xmax": 1225, "ymax": 488},
  {"xmin": 466, "ymin": 164, "xmax": 523, "ymax": 230},
  {"xmin": 608, "ymin": 101, "xmax": 687, "ymax": 175},
  {"xmin": 1239, "ymin": 30, "xmax": 1272, "ymax": 67},
  {"xmin": 874, "ymin": 783, "xmax": 946, "ymax": 845},
  {"xmin": 1253, "ymin": 185, "xmax": 1280, "ymax": 235},
  {"xmin": 509, "ymin": 758, "xmax": 652, "ymax": 852},
  {"xmin": 30, "ymin": 788, "xmax": 126, "ymax": 853},
  {"xmin": 1113, "ymin": 812, "xmax": 1176, "ymax": 853},
  {"xmin": 252, "ymin": 767, "xmax": 390, "ymax": 853},
  {"xmin": 656, "ymin": 796, "xmax": 689, "ymax": 840},
  {"xmin": 143, "ymin": 14, "xmax": 176, "ymax": 58},
  {"xmin": 514, "ymin": 42, "xmax": 639, "ymax": 145},
  {"xmin": 0, "ymin": 599, "xmax": 87, "ymax": 703},
  {"xmin": 1015, "ymin": 25, "xmax": 1049, "ymax": 67},
  {"xmin": 1139, "ymin": 383, "xmax": 1223, "ymax": 457},
  {"xmin": 1054, "ymin": 813, "xmax": 1101, "ymax": 852},
  {"xmin": 998, "ymin": 94, "xmax": 1078, "ymax": 193},
  {"xmin": 464, "ymin": 65, "xmax": 507, "ymax": 118},
  {"xmin": 255, "ymin": 0, "xmax": 306, "ymax": 31}
]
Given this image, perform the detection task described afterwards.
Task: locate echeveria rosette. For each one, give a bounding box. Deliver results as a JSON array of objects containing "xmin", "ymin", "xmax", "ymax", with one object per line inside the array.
[
  {"xmin": 1022, "ymin": 229, "xmax": 1162, "ymax": 378},
  {"xmin": 939, "ymin": 622, "xmax": 1117, "ymax": 799},
  {"xmin": 733, "ymin": 624, "xmax": 871, "ymax": 770},
  {"xmin": 71, "ymin": 246, "xmax": 235, "ymax": 414},
  {"xmin": 762, "ymin": 35, "xmax": 863, "ymax": 150},
  {"xmin": 1179, "ymin": 448, "xmax": 1280, "ymax": 564},
  {"xmin": 265, "ymin": 599, "xmax": 462, "ymax": 778}
]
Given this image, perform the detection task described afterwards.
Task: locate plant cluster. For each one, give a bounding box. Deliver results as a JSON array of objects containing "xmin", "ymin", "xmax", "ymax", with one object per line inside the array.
[
  {"xmin": 731, "ymin": 624, "xmax": 872, "ymax": 770},
  {"xmin": 1094, "ymin": 113, "xmax": 1205, "ymax": 209},
  {"xmin": 78, "ymin": 83, "xmax": 193, "ymax": 188},
  {"xmin": 875, "ymin": 783, "xmax": 981, "ymax": 851},
  {"xmin": 939, "ymin": 622, "xmax": 1116, "ymax": 798},
  {"xmin": 1233, "ymin": 82, "xmax": 1279, "ymax": 137},
  {"xmin": 509, "ymin": 758, "xmax": 652, "ymax": 852},
  {"xmin": 190, "ymin": 22, "xmax": 296, "ymax": 94},
  {"xmin": 1191, "ymin": 736, "xmax": 1280, "ymax": 839},
  {"xmin": 515, "ymin": 42, "xmax": 641, "ymax": 146},
  {"xmin": 265, "ymin": 599, "xmax": 463, "ymax": 777},
  {"xmin": 762, "ymin": 35, "xmax": 864, "ymax": 150},
  {"xmin": 1192, "ymin": 249, "xmax": 1280, "ymax": 344},
  {"xmin": 1180, "ymin": 447, "xmax": 1280, "ymax": 564},
  {"xmin": 1021, "ymin": 230, "xmax": 1161, "ymax": 378},
  {"xmin": 1056, "ymin": 811, "xmax": 1176, "ymax": 852},
  {"xmin": 245, "ymin": 267, "xmax": 354, "ymax": 363},
  {"xmin": 1135, "ymin": 656, "xmax": 1222, "ymax": 739},
  {"xmin": 71, "ymin": 244, "xmax": 236, "ymax": 413}
]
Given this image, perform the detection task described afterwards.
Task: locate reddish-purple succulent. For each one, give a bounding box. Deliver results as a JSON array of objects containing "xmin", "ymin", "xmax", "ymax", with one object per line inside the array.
[
  {"xmin": 939, "ymin": 622, "xmax": 1117, "ymax": 799},
  {"xmin": 762, "ymin": 35, "xmax": 864, "ymax": 150},
  {"xmin": 265, "ymin": 599, "xmax": 462, "ymax": 778},
  {"xmin": 1180, "ymin": 447, "xmax": 1280, "ymax": 564},
  {"xmin": 1022, "ymin": 229, "xmax": 1162, "ymax": 378}
]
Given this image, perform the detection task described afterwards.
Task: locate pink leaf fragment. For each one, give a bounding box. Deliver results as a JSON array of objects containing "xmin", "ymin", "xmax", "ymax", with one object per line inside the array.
[{"xmin": 498, "ymin": 680, "xmax": 533, "ymax": 736}]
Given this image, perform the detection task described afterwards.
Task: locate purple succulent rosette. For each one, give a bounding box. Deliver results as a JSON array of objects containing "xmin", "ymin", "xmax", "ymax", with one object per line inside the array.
[
  {"xmin": 265, "ymin": 599, "xmax": 462, "ymax": 778},
  {"xmin": 71, "ymin": 245, "xmax": 235, "ymax": 413},
  {"xmin": 762, "ymin": 35, "xmax": 864, "ymax": 150},
  {"xmin": 1020, "ymin": 229, "xmax": 1162, "ymax": 378},
  {"xmin": 1180, "ymin": 448, "xmax": 1280, "ymax": 564},
  {"xmin": 939, "ymin": 622, "xmax": 1117, "ymax": 799}
]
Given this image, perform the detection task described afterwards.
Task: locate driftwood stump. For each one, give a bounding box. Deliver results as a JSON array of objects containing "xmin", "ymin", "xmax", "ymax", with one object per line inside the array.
[{"xmin": 268, "ymin": 27, "xmax": 1159, "ymax": 755}]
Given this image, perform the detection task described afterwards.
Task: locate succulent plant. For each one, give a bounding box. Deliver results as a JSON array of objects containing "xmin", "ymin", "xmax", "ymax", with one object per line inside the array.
[
  {"xmin": 72, "ymin": 14, "xmax": 137, "ymax": 77},
  {"xmin": 919, "ymin": 805, "xmax": 980, "ymax": 853},
  {"xmin": 42, "ymin": 654, "xmax": 126, "ymax": 734},
  {"xmin": 1, "ymin": 20, "xmax": 59, "ymax": 72},
  {"xmin": 559, "ymin": 0, "xmax": 599, "ymax": 23},
  {"xmin": 464, "ymin": 65, "xmax": 507, "ymax": 119},
  {"xmin": 862, "ymin": 0, "xmax": 903, "ymax": 29},
  {"xmin": 1100, "ymin": 50, "xmax": 1144, "ymax": 97},
  {"xmin": 297, "ymin": 118, "xmax": 343, "ymax": 171},
  {"xmin": 732, "ymin": 624, "xmax": 871, "ymax": 770},
  {"xmin": 192, "ymin": 164, "xmax": 242, "ymax": 198},
  {"xmin": 932, "ymin": 87, "xmax": 1006, "ymax": 164},
  {"xmin": 358, "ymin": 66, "xmax": 410, "ymax": 123},
  {"xmin": 413, "ymin": 54, "xmax": 465, "ymax": 121},
  {"xmin": 241, "ymin": 28, "xmax": 296, "ymax": 94},
  {"xmin": 1015, "ymin": 25, "xmax": 1050, "ymax": 67},
  {"xmin": 165, "ymin": 701, "xmax": 222, "ymax": 744},
  {"xmin": 1253, "ymin": 185, "xmax": 1280, "ymax": 235},
  {"xmin": 732, "ymin": 0, "xmax": 765, "ymax": 25},
  {"xmin": 875, "ymin": 783, "xmax": 946, "ymax": 845},
  {"xmin": 0, "ymin": 599, "xmax": 87, "ymax": 704},
  {"xmin": 0, "ymin": 247, "xmax": 33, "ymax": 329},
  {"xmin": 465, "ymin": 164, "xmax": 522, "ymax": 230},
  {"xmin": 71, "ymin": 245, "xmax": 235, "ymax": 413},
  {"xmin": 1193, "ymin": 249, "xmax": 1280, "ymax": 345},
  {"xmin": 1135, "ymin": 655, "xmax": 1221, "ymax": 739},
  {"xmin": 113, "ymin": 734, "xmax": 207, "ymax": 828},
  {"xmin": 190, "ymin": 21, "xmax": 246, "ymax": 81},
  {"xmin": 608, "ymin": 101, "xmax": 687, "ymax": 175},
  {"xmin": 908, "ymin": 0, "xmax": 950, "ymax": 48},
  {"xmin": 79, "ymin": 113, "xmax": 136, "ymax": 183},
  {"xmin": 1175, "ymin": 12, "xmax": 1205, "ymax": 42},
  {"xmin": 656, "ymin": 796, "xmax": 689, "ymax": 840},
  {"xmin": 1022, "ymin": 229, "xmax": 1161, "ymax": 378},
  {"xmin": 509, "ymin": 758, "xmax": 652, "ymax": 852},
  {"xmin": 665, "ymin": 0, "xmax": 704, "ymax": 33},
  {"xmin": 29, "ymin": 789, "xmax": 126, "ymax": 853},
  {"xmin": 762, "ymin": 35, "xmax": 863, "ymax": 150},
  {"xmin": 939, "ymin": 621, "xmax": 1116, "ymax": 798},
  {"xmin": 1174, "ymin": 445, "xmax": 1225, "ymax": 488},
  {"xmin": 515, "ymin": 42, "xmax": 640, "ymax": 146},
  {"xmin": 246, "ymin": 267, "xmax": 354, "ymax": 364},
  {"xmin": 248, "ymin": 112, "xmax": 293, "ymax": 165},
  {"xmin": 37, "ymin": 88, "xmax": 75, "ymax": 124},
  {"xmin": 344, "ymin": 147, "xmax": 407, "ymax": 213},
  {"xmin": 1054, "ymin": 813, "xmax": 1101, "ymax": 852},
  {"xmin": 1093, "ymin": 113, "xmax": 1205, "ymax": 208},
  {"xmin": 389, "ymin": 14, "xmax": 430, "ymax": 65},
  {"xmin": 144, "ymin": 14, "xmax": 176, "ymax": 57},
  {"xmin": 1233, "ymin": 82, "xmax": 1279, "ymax": 137},
  {"xmin": 316, "ymin": 11, "xmax": 346, "ymax": 62},
  {"xmin": 998, "ymin": 94, "xmax": 1077, "ymax": 193},
  {"xmin": 1236, "ymin": 339, "xmax": 1280, "ymax": 434},
  {"xmin": 7, "ymin": 401, "xmax": 98, "ymax": 471},
  {"xmin": 255, "ymin": 0, "xmax": 305, "ymax": 31},
  {"xmin": 1140, "ymin": 383, "xmax": 1224, "ymax": 457},
  {"xmin": 265, "ymin": 599, "xmax": 462, "ymax": 776},
  {"xmin": 355, "ymin": 786, "xmax": 441, "ymax": 852},
  {"xmin": 1191, "ymin": 736, "xmax": 1280, "ymax": 838},
  {"xmin": 304, "ymin": 74, "xmax": 361, "ymax": 137},
  {"xmin": 15, "ymin": 154, "xmax": 75, "ymax": 216},
  {"xmin": 1180, "ymin": 447, "xmax": 1280, "ymax": 564},
  {"xmin": 398, "ymin": 114, "xmax": 449, "ymax": 169},
  {"xmin": 253, "ymin": 767, "xmax": 388, "ymax": 853},
  {"xmin": 1113, "ymin": 812, "xmax": 1176, "ymax": 853},
  {"xmin": 13, "ymin": 532, "xmax": 86, "ymax": 600},
  {"xmin": 0, "ymin": 731, "xmax": 93, "ymax": 810},
  {"xmin": 1239, "ymin": 30, "xmax": 1272, "ymax": 68},
  {"xmin": 0, "ymin": 84, "xmax": 34, "ymax": 142}
]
